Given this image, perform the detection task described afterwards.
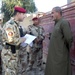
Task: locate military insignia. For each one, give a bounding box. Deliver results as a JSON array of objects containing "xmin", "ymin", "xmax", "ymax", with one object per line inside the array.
[{"xmin": 6, "ymin": 28, "xmax": 14, "ymax": 42}]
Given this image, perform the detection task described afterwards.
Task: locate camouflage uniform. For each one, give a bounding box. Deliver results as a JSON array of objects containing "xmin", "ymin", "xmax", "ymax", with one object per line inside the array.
[
  {"xmin": 18, "ymin": 46, "xmax": 27, "ymax": 75},
  {"xmin": 1, "ymin": 18, "xmax": 21, "ymax": 75},
  {"xmin": 18, "ymin": 26, "xmax": 27, "ymax": 75},
  {"xmin": 27, "ymin": 24, "xmax": 45, "ymax": 70}
]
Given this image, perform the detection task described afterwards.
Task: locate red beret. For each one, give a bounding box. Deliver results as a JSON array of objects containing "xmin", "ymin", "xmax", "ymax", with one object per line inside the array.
[
  {"xmin": 14, "ymin": 6, "xmax": 26, "ymax": 13},
  {"xmin": 32, "ymin": 17, "xmax": 39, "ymax": 21}
]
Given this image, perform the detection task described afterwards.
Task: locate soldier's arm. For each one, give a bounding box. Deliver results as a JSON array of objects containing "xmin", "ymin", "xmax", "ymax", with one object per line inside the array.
[
  {"xmin": 2, "ymin": 22, "xmax": 21, "ymax": 46},
  {"xmin": 39, "ymin": 27, "xmax": 45, "ymax": 40},
  {"xmin": 13, "ymin": 24, "xmax": 24, "ymax": 45}
]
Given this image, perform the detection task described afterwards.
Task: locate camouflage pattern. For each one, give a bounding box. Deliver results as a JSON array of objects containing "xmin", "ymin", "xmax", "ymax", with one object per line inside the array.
[
  {"xmin": 2, "ymin": 18, "xmax": 21, "ymax": 45},
  {"xmin": 2, "ymin": 17, "xmax": 21, "ymax": 75},
  {"xmin": 17, "ymin": 27, "xmax": 27, "ymax": 75},
  {"xmin": 27, "ymin": 24, "xmax": 45, "ymax": 69},
  {"xmin": 1, "ymin": 49, "xmax": 18, "ymax": 75},
  {"xmin": 18, "ymin": 46, "xmax": 27, "ymax": 75}
]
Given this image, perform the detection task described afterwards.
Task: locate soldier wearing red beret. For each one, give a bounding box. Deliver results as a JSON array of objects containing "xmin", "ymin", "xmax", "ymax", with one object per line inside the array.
[
  {"xmin": 26, "ymin": 17, "xmax": 45, "ymax": 71},
  {"xmin": 14, "ymin": 6, "xmax": 26, "ymax": 13},
  {"xmin": 32, "ymin": 17, "xmax": 39, "ymax": 21},
  {"xmin": 2, "ymin": 6, "xmax": 27, "ymax": 75}
]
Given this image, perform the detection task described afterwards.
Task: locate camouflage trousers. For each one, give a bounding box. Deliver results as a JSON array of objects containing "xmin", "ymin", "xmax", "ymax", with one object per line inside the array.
[
  {"xmin": 1, "ymin": 48, "xmax": 18, "ymax": 75},
  {"xmin": 28, "ymin": 47, "xmax": 43, "ymax": 67},
  {"xmin": 18, "ymin": 46, "xmax": 27, "ymax": 75}
]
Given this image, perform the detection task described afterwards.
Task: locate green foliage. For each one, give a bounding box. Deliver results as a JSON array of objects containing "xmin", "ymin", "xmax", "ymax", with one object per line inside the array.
[{"xmin": 1, "ymin": 0, "xmax": 37, "ymax": 22}]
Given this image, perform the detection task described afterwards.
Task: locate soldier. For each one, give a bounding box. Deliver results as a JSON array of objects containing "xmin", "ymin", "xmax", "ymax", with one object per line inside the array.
[
  {"xmin": 26, "ymin": 17, "xmax": 45, "ymax": 71},
  {"xmin": 1, "ymin": 6, "xmax": 26, "ymax": 75}
]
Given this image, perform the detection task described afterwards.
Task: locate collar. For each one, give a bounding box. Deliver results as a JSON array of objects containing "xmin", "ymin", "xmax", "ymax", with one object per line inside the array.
[{"xmin": 11, "ymin": 17, "xmax": 20, "ymax": 24}]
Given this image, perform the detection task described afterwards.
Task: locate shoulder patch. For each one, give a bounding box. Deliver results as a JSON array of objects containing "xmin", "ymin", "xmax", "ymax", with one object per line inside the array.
[
  {"xmin": 6, "ymin": 27, "xmax": 14, "ymax": 42},
  {"xmin": 6, "ymin": 28, "xmax": 14, "ymax": 36}
]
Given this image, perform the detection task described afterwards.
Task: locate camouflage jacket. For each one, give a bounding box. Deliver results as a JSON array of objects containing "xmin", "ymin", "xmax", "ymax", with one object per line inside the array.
[
  {"xmin": 28, "ymin": 24, "xmax": 45, "ymax": 48},
  {"xmin": 2, "ymin": 18, "xmax": 21, "ymax": 46}
]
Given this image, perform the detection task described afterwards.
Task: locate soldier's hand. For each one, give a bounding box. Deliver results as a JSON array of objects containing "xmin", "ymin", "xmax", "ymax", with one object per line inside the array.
[
  {"xmin": 20, "ymin": 37, "xmax": 26, "ymax": 43},
  {"xmin": 45, "ymin": 33, "xmax": 51, "ymax": 39},
  {"xmin": 34, "ymin": 38, "xmax": 39, "ymax": 44},
  {"xmin": 36, "ymin": 38, "xmax": 41, "ymax": 42}
]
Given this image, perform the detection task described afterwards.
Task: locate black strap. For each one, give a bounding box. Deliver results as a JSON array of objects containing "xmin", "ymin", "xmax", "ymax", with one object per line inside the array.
[
  {"xmin": 14, "ymin": 21, "xmax": 24, "ymax": 37},
  {"xmin": 6, "ymin": 43, "xmax": 16, "ymax": 53},
  {"xmin": 19, "ymin": 26, "xmax": 24, "ymax": 37}
]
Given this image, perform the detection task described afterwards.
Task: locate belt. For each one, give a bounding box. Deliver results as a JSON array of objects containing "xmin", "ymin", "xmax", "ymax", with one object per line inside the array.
[
  {"xmin": 4, "ymin": 43, "xmax": 20, "ymax": 50},
  {"xmin": 4, "ymin": 43, "xmax": 20, "ymax": 54}
]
